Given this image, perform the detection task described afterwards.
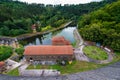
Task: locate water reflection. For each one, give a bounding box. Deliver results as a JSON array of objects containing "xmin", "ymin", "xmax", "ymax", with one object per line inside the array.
[
  {"xmin": 35, "ymin": 38, "xmax": 41, "ymax": 45},
  {"xmin": 56, "ymin": 27, "xmax": 75, "ymax": 42},
  {"xmin": 21, "ymin": 27, "xmax": 76, "ymax": 47}
]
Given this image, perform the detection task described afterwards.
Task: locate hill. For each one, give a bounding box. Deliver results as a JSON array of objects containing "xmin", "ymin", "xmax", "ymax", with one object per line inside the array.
[
  {"xmin": 78, "ymin": 0, "xmax": 120, "ymax": 51},
  {"xmin": 0, "ymin": 0, "xmax": 116, "ymax": 36}
]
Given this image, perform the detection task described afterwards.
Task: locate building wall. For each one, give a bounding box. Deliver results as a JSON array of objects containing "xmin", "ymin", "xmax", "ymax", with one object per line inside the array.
[{"xmin": 25, "ymin": 54, "xmax": 73, "ymax": 62}]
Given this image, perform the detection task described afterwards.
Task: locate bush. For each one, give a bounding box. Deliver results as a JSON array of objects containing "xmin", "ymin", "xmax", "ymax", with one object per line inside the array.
[
  {"xmin": 0, "ymin": 46, "xmax": 13, "ymax": 61},
  {"xmin": 15, "ymin": 47, "xmax": 24, "ymax": 57},
  {"xmin": 41, "ymin": 25, "xmax": 52, "ymax": 31}
]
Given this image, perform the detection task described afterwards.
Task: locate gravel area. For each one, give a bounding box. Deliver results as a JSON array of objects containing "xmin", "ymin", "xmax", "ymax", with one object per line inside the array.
[{"xmin": 1, "ymin": 61, "xmax": 120, "ymax": 80}]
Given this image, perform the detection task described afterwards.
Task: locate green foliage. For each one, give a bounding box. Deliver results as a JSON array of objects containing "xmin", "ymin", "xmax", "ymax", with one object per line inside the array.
[
  {"xmin": 0, "ymin": 46, "xmax": 13, "ymax": 61},
  {"xmin": 0, "ymin": 0, "xmax": 116, "ymax": 36},
  {"xmin": 71, "ymin": 41, "xmax": 76, "ymax": 47},
  {"xmin": 78, "ymin": 0, "xmax": 120, "ymax": 51},
  {"xmin": 15, "ymin": 47, "xmax": 24, "ymax": 56},
  {"xmin": 41, "ymin": 25, "xmax": 52, "ymax": 31}
]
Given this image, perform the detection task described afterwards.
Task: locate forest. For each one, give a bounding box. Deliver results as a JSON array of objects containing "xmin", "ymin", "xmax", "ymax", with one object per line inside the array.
[
  {"xmin": 78, "ymin": 0, "xmax": 120, "ymax": 51},
  {"xmin": 0, "ymin": 0, "xmax": 116, "ymax": 36},
  {"xmin": 0, "ymin": 0, "xmax": 119, "ymax": 51}
]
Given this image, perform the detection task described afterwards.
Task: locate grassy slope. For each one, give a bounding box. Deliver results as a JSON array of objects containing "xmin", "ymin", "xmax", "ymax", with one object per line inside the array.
[
  {"xmin": 26, "ymin": 61, "xmax": 104, "ymax": 74},
  {"xmin": 6, "ymin": 68, "xmax": 19, "ymax": 76}
]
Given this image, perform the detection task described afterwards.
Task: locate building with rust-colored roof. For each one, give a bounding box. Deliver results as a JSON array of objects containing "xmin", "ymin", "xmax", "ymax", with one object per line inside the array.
[
  {"xmin": 0, "ymin": 62, "xmax": 5, "ymax": 67},
  {"xmin": 0, "ymin": 62, "xmax": 6, "ymax": 73},
  {"xmin": 24, "ymin": 45, "xmax": 73, "ymax": 63},
  {"xmin": 52, "ymin": 36, "xmax": 70, "ymax": 45}
]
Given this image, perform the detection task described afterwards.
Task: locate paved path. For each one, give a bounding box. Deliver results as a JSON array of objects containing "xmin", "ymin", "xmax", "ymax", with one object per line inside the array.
[
  {"xmin": 73, "ymin": 29, "xmax": 84, "ymax": 47},
  {"xmin": 73, "ymin": 29, "xmax": 89, "ymax": 61},
  {"xmin": 5, "ymin": 59, "xmax": 23, "ymax": 71},
  {"xmin": 0, "ymin": 61, "xmax": 120, "ymax": 80},
  {"xmin": 74, "ymin": 45, "xmax": 89, "ymax": 61},
  {"xmin": 99, "ymin": 51, "xmax": 114, "ymax": 64},
  {"xmin": 18, "ymin": 63, "xmax": 60, "ymax": 76},
  {"xmin": 19, "ymin": 69, "xmax": 60, "ymax": 77}
]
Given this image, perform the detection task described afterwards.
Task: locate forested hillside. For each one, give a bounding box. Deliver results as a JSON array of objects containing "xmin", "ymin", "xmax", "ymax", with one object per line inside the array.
[
  {"xmin": 78, "ymin": 0, "xmax": 120, "ymax": 51},
  {"xmin": 0, "ymin": 0, "xmax": 116, "ymax": 36}
]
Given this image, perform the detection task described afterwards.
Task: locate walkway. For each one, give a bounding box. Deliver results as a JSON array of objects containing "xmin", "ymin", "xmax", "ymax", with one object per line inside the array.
[
  {"xmin": 73, "ymin": 29, "xmax": 83, "ymax": 47},
  {"xmin": 74, "ymin": 45, "xmax": 89, "ymax": 61},
  {"xmin": 5, "ymin": 59, "xmax": 23, "ymax": 72},
  {"xmin": 73, "ymin": 29, "xmax": 89, "ymax": 61},
  {"xmin": 18, "ymin": 63, "xmax": 60, "ymax": 76},
  {"xmin": 0, "ymin": 61, "xmax": 120, "ymax": 80},
  {"xmin": 98, "ymin": 50, "xmax": 114, "ymax": 64},
  {"xmin": 19, "ymin": 69, "xmax": 60, "ymax": 77}
]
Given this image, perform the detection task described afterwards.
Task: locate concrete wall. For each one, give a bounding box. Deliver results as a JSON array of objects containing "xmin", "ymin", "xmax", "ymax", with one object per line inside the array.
[{"xmin": 25, "ymin": 54, "xmax": 73, "ymax": 62}]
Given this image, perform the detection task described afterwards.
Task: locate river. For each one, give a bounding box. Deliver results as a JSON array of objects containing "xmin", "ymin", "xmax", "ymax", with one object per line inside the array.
[{"xmin": 20, "ymin": 27, "xmax": 76, "ymax": 47}]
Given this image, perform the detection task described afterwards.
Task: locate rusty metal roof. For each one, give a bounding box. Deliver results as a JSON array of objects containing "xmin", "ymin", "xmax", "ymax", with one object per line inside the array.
[
  {"xmin": 0, "ymin": 62, "xmax": 5, "ymax": 68},
  {"xmin": 52, "ymin": 36, "xmax": 70, "ymax": 45},
  {"xmin": 24, "ymin": 45, "xmax": 73, "ymax": 55}
]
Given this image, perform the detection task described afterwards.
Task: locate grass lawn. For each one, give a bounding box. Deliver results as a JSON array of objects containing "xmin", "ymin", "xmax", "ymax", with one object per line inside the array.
[
  {"xmin": 83, "ymin": 46, "xmax": 108, "ymax": 60},
  {"xmin": 112, "ymin": 52, "xmax": 120, "ymax": 62},
  {"xmin": 50, "ymin": 61, "xmax": 104, "ymax": 74},
  {"xmin": 6, "ymin": 68, "xmax": 19, "ymax": 76},
  {"xmin": 27, "ymin": 64, "xmax": 42, "ymax": 69},
  {"xmin": 26, "ymin": 61, "xmax": 105, "ymax": 74}
]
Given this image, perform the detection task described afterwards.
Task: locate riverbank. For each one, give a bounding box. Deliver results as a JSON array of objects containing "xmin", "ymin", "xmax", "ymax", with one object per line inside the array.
[
  {"xmin": 73, "ymin": 29, "xmax": 84, "ymax": 48},
  {"xmin": 0, "ymin": 21, "xmax": 72, "ymax": 41}
]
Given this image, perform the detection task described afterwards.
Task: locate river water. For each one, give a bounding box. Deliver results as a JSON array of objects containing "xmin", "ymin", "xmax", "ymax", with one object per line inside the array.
[{"xmin": 20, "ymin": 27, "xmax": 76, "ymax": 47}]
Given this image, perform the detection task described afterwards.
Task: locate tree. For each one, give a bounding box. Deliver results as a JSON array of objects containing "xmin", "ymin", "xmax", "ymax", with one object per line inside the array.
[
  {"xmin": 78, "ymin": 0, "xmax": 120, "ymax": 51},
  {"xmin": 0, "ymin": 46, "xmax": 13, "ymax": 61},
  {"xmin": 0, "ymin": 0, "xmax": 116, "ymax": 36},
  {"xmin": 15, "ymin": 47, "xmax": 24, "ymax": 57}
]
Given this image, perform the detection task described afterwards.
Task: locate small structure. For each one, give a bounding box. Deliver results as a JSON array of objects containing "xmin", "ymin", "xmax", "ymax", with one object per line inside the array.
[
  {"xmin": 0, "ymin": 62, "xmax": 6, "ymax": 73},
  {"xmin": 0, "ymin": 40, "xmax": 4, "ymax": 46},
  {"xmin": 24, "ymin": 45, "xmax": 73, "ymax": 64},
  {"xmin": 84, "ymin": 41, "xmax": 96, "ymax": 46},
  {"xmin": 10, "ymin": 40, "xmax": 19, "ymax": 48},
  {"xmin": 52, "ymin": 36, "xmax": 70, "ymax": 45},
  {"xmin": 104, "ymin": 46, "xmax": 114, "ymax": 53},
  {"xmin": 0, "ymin": 39, "xmax": 19, "ymax": 48}
]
